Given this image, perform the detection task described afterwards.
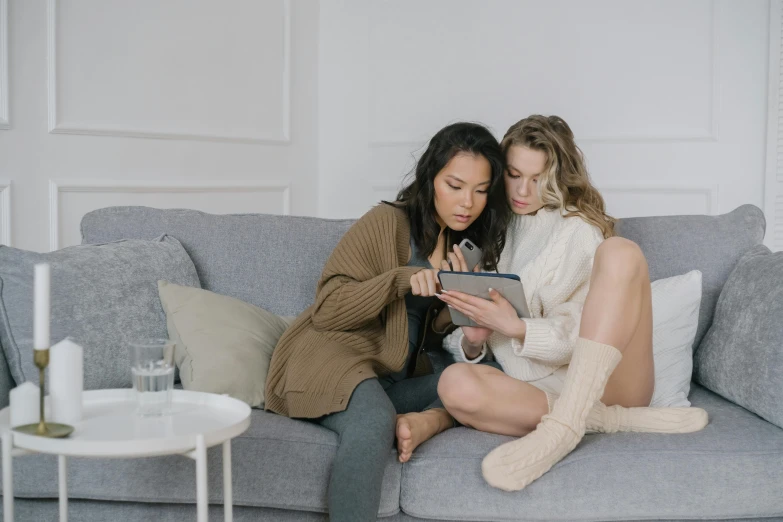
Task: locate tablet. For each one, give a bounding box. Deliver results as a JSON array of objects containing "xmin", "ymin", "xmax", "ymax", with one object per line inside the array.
[{"xmin": 437, "ymin": 271, "xmax": 531, "ymax": 327}]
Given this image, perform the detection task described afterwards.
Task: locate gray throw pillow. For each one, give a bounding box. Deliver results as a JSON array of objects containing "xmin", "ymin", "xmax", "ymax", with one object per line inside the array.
[
  {"xmin": 0, "ymin": 235, "xmax": 200, "ymax": 389},
  {"xmin": 693, "ymin": 245, "xmax": 783, "ymax": 428}
]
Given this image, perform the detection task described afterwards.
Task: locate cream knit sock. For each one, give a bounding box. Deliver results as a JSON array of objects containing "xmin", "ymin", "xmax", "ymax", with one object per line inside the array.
[
  {"xmin": 482, "ymin": 338, "xmax": 622, "ymax": 492},
  {"xmin": 545, "ymin": 391, "xmax": 709, "ymax": 434}
]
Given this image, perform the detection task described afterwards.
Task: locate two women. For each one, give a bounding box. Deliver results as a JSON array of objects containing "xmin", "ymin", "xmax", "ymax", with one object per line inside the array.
[
  {"xmin": 265, "ymin": 122, "xmax": 509, "ymax": 522},
  {"xmin": 266, "ymin": 115, "xmax": 708, "ymax": 520}
]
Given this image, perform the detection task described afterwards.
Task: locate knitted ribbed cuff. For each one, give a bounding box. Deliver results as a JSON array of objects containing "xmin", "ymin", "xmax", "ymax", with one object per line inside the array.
[
  {"xmin": 443, "ymin": 328, "xmax": 487, "ymax": 363},
  {"xmin": 513, "ymin": 318, "xmax": 553, "ymax": 359},
  {"xmin": 461, "ymin": 336, "xmax": 487, "ymax": 363}
]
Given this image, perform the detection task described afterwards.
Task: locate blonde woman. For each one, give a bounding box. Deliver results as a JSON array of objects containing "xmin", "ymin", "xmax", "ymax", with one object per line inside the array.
[{"xmin": 432, "ymin": 115, "xmax": 708, "ymax": 492}]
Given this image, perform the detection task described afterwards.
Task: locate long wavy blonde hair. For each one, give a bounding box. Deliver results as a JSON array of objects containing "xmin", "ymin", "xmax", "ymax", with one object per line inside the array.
[{"xmin": 500, "ymin": 115, "xmax": 616, "ymax": 238}]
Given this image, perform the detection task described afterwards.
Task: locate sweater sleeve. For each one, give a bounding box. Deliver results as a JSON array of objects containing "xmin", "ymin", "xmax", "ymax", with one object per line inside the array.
[
  {"xmin": 311, "ymin": 267, "xmax": 423, "ymax": 331},
  {"xmin": 512, "ymin": 223, "xmax": 603, "ymax": 365},
  {"xmin": 442, "ymin": 327, "xmax": 488, "ymax": 363},
  {"xmin": 310, "ymin": 204, "xmax": 424, "ymax": 332}
]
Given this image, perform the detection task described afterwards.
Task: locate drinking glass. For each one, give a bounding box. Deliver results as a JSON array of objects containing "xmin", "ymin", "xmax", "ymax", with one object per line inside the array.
[{"xmin": 130, "ymin": 339, "xmax": 175, "ymax": 416}]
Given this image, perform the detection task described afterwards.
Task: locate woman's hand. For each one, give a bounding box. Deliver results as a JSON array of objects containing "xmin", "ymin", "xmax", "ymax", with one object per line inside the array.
[
  {"xmin": 438, "ymin": 288, "xmax": 526, "ymax": 340},
  {"xmin": 445, "ymin": 244, "xmax": 477, "ymax": 273},
  {"xmin": 412, "ymin": 243, "xmax": 480, "ymax": 297},
  {"xmin": 442, "ymin": 244, "xmax": 493, "ymax": 358},
  {"xmin": 460, "ymin": 325, "xmax": 492, "ymax": 360},
  {"xmin": 410, "ymin": 269, "xmax": 441, "ymax": 297}
]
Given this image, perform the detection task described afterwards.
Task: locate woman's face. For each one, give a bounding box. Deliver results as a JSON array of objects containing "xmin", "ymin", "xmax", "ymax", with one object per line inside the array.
[
  {"xmin": 432, "ymin": 152, "xmax": 491, "ymax": 231},
  {"xmin": 505, "ymin": 145, "xmax": 546, "ymax": 215}
]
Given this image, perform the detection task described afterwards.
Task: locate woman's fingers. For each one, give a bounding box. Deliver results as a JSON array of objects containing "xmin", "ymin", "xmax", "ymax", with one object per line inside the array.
[
  {"xmin": 426, "ymin": 270, "xmax": 438, "ymax": 296},
  {"xmin": 438, "ymin": 293, "xmax": 479, "ymax": 317},
  {"xmin": 411, "ymin": 269, "xmax": 442, "ymax": 297},
  {"xmin": 447, "ymin": 252, "xmax": 459, "ymax": 271},
  {"xmin": 410, "ymin": 273, "xmax": 422, "ymax": 295},
  {"xmin": 442, "ymin": 289, "xmax": 482, "ymax": 307},
  {"xmin": 452, "ymin": 245, "xmax": 469, "ymax": 271}
]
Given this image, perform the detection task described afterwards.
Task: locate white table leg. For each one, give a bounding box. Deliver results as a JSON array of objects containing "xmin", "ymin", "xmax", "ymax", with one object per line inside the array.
[
  {"xmin": 195, "ymin": 435, "xmax": 207, "ymax": 522},
  {"xmin": 223, "ymin": 441, "xmax": 232, "ymax": 522},
  {"xmin": 58, "ymin": 455, "xmax": 67, "ymax": 522},
  {"xmin": 2, "ymin": 432, "xmax": 13, "ymax": 522}
]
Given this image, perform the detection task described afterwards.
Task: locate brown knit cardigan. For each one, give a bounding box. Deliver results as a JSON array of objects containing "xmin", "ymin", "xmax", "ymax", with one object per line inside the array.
[{"xmin": 265, "ymin": 203, "xmax": 431, "ymax": 418}]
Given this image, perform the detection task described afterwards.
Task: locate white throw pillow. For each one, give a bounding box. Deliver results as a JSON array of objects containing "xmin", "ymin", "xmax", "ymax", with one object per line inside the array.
[{"xmin": 649, "ymin": 270, "xmax": 702, "ymax": 407}]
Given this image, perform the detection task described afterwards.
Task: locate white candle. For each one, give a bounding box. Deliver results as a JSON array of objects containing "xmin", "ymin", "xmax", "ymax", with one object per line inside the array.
[
  {"xmin": 10, "ymin": 382, "xmax": 40, "ymax": 427},
  {"xmin": 50, "ymin": 338, "xmax": 83, "ymax": 425},
  {"xmin": 34, "ymin": 263, "xmax": 50, "ymax": 350}
]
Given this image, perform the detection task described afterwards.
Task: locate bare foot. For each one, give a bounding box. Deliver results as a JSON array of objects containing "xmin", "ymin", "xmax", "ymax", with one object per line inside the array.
[{"xmin": 396, "ymin": 409, "xmax": 452, "ymax": 463}]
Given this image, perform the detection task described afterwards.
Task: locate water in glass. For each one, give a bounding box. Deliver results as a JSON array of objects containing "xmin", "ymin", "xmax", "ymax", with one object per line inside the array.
[{"xmin": 130, "ymin": 340, "xmax": 175, "ymax": 416}]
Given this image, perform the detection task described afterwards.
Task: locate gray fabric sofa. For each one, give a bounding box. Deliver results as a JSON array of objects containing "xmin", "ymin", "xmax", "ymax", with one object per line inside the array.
[{"xmin": 1, "ymin": 204, "xmax": 781, "ymax": 521}]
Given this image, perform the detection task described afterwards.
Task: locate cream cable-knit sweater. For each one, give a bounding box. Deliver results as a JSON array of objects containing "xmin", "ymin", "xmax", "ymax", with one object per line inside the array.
[{"xmin": 443, "ymin": 208, "xmax": 605, "ymax": 381}]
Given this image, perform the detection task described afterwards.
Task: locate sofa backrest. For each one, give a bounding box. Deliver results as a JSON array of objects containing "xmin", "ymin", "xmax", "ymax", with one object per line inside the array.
[
  {"xmin": 81, "ymin": 207, "xmax": 355, "ymax": 317},
  {"xmin": 81, "ymin": 204, "xmax": 766, "ymax": 350},
  {"xmin": 615, "ymin": 204, "xmax": 765, "ymax": 350}
]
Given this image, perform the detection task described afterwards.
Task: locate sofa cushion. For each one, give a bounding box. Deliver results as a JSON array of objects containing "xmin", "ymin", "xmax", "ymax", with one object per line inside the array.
[
  {"xmin": 5, "ymin": 409, "xmax": 402, "ymax": 518},
  {"xmin": 615, "ymin": 204, "xmax": 766, "ymax": 350},
  {"xmin": 694, "ymin": 245, "xmax": 783, "ymax": 429},
  {"xmin": 80, "ymin": 207, "xmax": 356, "ymax": 317},
  {"xmin": 158, "ymin": 280, "xmax": 295, "ymax": 408},
  {"xmin": 0, "ymin": 236, "xmax": 200, "ymax": 389},
  {"xmin": 400, "ymin": 384, "xmax": 783, "ymax": 521}
]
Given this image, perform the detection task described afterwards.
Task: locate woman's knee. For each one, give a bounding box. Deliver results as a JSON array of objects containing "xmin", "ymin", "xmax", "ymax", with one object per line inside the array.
[
  {"xmin": 438, "ymin": 363, "xmax": 486, "ymax": 414},
  {"xmin": 594, "ymin": 237, "xmax": 648, "ymax": 282},
  {"xmin": 341, "ymin": 380, "xmax": 397, "ymax": 440}
]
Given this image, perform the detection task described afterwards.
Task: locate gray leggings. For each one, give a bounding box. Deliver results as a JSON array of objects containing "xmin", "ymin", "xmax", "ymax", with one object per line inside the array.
[{"xmin": 314, "ymin": 372, "xmax": 442, "ymax": 522}]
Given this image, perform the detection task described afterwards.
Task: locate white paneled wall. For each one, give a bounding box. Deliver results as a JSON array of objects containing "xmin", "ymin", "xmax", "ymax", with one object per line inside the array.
[
  {"xmin": 48, "ymin": 180, "xmax": 291, "ymax": 251},
  {"xmin": 48, "ymin": 0, "xmax": 290, "ymax": 143},
  {"xmin": 0, "ymin": 0, "xmax": 7, "ymax": 129},
  {"xmin": 320, "ymin": 0, "xmax": 770, "ymax": 227},
  {"xmin": 766, "ymin": 0, "xmax": 783, "ymax": 252},
  {"xmin": 0, "ymin": 0, "xmax": 778, "ymax": 252},
  {"xmin": 0, "ymin": 0, "xmax": 316, "ymax": 252}
]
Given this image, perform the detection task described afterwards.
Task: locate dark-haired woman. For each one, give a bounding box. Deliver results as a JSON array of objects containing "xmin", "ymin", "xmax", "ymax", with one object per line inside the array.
[{"xmin": 265, "ymin": 122, "xmax": 510, "ymax": 522}]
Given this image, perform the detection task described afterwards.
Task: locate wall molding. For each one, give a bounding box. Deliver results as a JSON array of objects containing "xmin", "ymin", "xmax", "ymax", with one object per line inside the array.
[
  {"xmin": 48, "ymin": 180, "xmax": 291, "ymax": 251},
  {"xmin": 46, "ymin": 0, "xmax": 291, "ymax": 144},
  {"xmin": 0, "ymin": 0, "xmax": 9, "ymax": 129},
  {"xmin": 373, "ymin": 183, "xmax": 720, "ymax": 213},
  {"xmin": 600, "ymin": 184, "xmax": 720, "ymax": 216},
  {"xmin": 373, "ymin": 182, "xmax": 720, "ymax": 215},
  {"xmin": 368, "ymin": 0, "xmax": 720, "ymax": 147},
  {"xmin": 0, "ymin": 181, "xmax": 10, "ymax": 245},
  {"xmin": 766, "ymin": 0, "xmax": 783, "ymax": 251}
]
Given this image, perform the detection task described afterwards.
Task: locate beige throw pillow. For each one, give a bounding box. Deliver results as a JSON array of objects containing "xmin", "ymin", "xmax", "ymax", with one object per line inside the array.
[{"xmin": 157, "ymin": 280, "xmax": 295, "ymax": 408}]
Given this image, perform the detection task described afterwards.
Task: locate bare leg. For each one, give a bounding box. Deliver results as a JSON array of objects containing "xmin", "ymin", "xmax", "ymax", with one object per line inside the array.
[
  {"xmin": 439, "ymin": 238, "xmax": 654, "ymax": 438},
  {"xmin": 482, "ymin": 238, "xmax": 655, "ymax": 491},
  {"xmin": 580, "ymin": 237, "xmax": 655, "ymax": 407},
  {"xmin": 438, "ymin": 363, "xmax": 548, "ymax": 437}
]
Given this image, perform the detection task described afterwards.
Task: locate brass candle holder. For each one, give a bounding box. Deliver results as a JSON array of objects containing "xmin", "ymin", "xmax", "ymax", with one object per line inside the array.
[{"xmin": 13, "ymin": 348, "xmax": 74, "ymax": 438}]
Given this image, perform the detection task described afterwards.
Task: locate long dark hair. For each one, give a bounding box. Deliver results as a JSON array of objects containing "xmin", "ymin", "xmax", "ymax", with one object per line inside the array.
[{"xmin": 392, "ymin": 122, "xmax": 509, "ymax": 271}]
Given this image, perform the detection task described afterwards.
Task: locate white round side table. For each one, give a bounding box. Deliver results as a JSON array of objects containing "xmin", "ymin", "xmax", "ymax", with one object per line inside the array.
[{"xmin": 0, "ymin": 389, "xmax": 251, "ymax": 522}]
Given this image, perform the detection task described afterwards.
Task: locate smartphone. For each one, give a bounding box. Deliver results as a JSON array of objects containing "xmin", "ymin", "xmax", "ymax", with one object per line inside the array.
[{"xmin": 457, "ymin": 238, "xmax": 483, "ymax": 271}]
